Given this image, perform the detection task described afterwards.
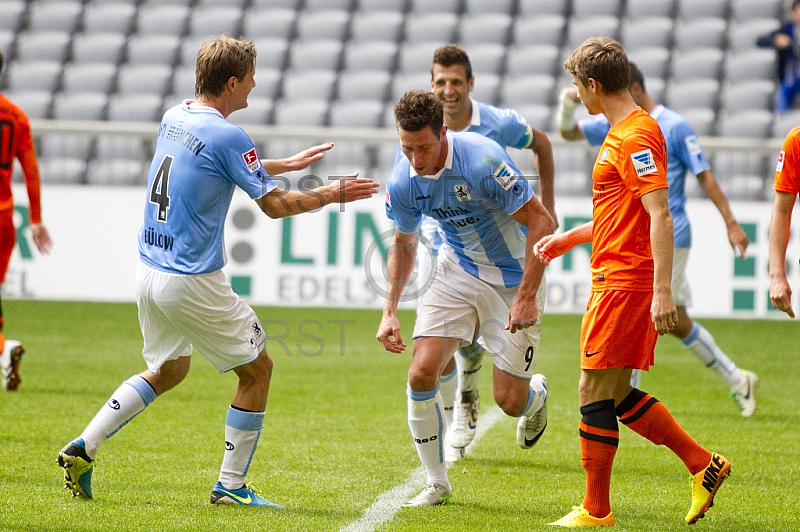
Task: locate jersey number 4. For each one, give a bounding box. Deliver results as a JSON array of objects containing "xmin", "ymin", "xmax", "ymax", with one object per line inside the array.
[{"xmin": 150, "ymin": 155, "xmax": 173, "ymax": 222}]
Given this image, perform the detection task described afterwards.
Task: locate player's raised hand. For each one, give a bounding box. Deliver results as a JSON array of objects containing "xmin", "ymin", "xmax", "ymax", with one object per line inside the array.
[
  {"xmin": 330, "ymin": 174, "xmax": 380, "ymax": 203},
  {"xmin": 770, "ymin": 276, "xmax": 795, "ymax": 318},
  {"xmin": 377, "ymin": 314, "xmax": 406, "ymax": 353},
  {"xmin": 533, "ymin": 234, "xmax": 572, "ymax": 265},
  {"xmin": 727, "ymin": 221, "xmax": 750, "ymax": 259},
  {"xmin": 30, "ymin": 223, "xmax": 52, "ymax": 254},
  {"xmin": 283, "ymin": 143, "xmax": 334, "ymax": 172}
]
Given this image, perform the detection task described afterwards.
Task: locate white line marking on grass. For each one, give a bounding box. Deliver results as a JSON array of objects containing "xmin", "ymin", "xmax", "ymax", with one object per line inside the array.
[{"xmin": 340, "ymin": 406, "xmax": 504, "ymax": 532}]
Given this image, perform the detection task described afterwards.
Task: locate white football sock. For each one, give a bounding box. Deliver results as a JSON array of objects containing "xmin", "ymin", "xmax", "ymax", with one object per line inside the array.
[
  {"xmin": 682, "ymin": 323, "xmax": 745, "ymax": 388},
  {"xmin": 439, "ymin": 365, "xmax": 457, "ymax": 431},
  {"xmin": 407, "ymin": 385, "xmax": 449, "ymax": 489},
  {"xmin": 518, "ymin": 374, "xmax": 547, "ymax": 418},
  {"xmin": 456, "ymin": 341, "xmax": 485, "ymax": 394},
  {"xmin": 218, "ymin": 406, "xmax": 265, "ymax": 489},
  {"xmin": 79, "ymin": 375, "xmax": 156, "ymax": 459}
]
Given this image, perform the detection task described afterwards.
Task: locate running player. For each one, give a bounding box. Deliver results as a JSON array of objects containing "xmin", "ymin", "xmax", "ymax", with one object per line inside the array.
[
  {"xmin": 377, "ymin": 89, "xmax": 554, "ymax": 506},
  {"xmin": 536, "ymin": 37, "xmax": 731, "ymax": 527},
  {"xmin": 558, "ymin": 62, "xmax": 758, "ymax": 416}
]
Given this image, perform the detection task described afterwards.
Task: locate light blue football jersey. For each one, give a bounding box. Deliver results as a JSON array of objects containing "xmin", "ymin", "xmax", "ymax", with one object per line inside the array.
[
  {"xmin": 386, "ymin": 130, "xmax": 534, "ymax": 288},
  {"xmin": 138, "ymin": 102, "xmax": 276, "ymax": 274},
  {"xmin": 579, "ymin": 105, "xmax": 711, "ymax": 248},
  {"xmin": 419, "ymin": 99, "xmax": 534, "ymax": 251}
]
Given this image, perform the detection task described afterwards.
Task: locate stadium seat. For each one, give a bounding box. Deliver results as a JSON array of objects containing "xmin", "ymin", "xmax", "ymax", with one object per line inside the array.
[
  {"xmin": 0, "ymin": 30, "xmax": 12, "ymax": 59},
  {"xmin": 287, "ymin": 40, "xmax": 343, "ymax": 72},
  {"xmin": 242, "ymin": 9, "xmax": 297, "ymax": 40},
  {"xmin": 665, "ymin": 79, "xmax": 720, "ymax": 112},
  {"xmin": 251, "ymin": 68, "xmax": 283, "ymax": 101},
  {"xmin": 0, "ymin": 1, "xmax": 24, "ymax": 33},
  {"xmin": 724, "ymin": 49, "xmax": 778, "ymax": 83},
  {"xmin": 250, "ymin": 38, "xmax": 289, "ymax": 70},
  {"xmin": 115, "ymin": 65, "xmax": 172, "ymax": 96},
  {"xmin": 500, "ymin": 75, "xmax": 556, "ymax": 109},
  {"xmin": 398, "ymin": 43, "xmax": 440, "ymax": 74},
  {"xmin": 168, "ymin": 66, "xmax": 196, "ymax": 101},
  {"xmin": 87, "ymin": 159, "xmax": 146, "ymax": 186},
  {"xmin": 28, "ymin": 1, "xmax": 83, "ymax": 33},
  {"xmin": 566, "ymin": 16, "xmax": 619, "ymax": 50},
  {"xmin": 336, "ymin": 70, "xmax": 392, "ymax": 102},
  {"xmin": 82, "ymin": 2, "xmax": 137, "ymax": 34},
  {"xmin": 350, "ymin": 11, "xmax": 404, "ymax": 42},
  {"xmin": 356, "ymin": 0, "xmax": 406, "ymax": 12},
  {"xmin": 772, "ymin": 109, "xmax": 800, "ymax": 139},
  {"xmin": 513, "ymin": 103, "xmax": 552, "ymax": 132},
  {"xmin": 391, "ymin": 71, "xmax": 433, "ymax": 101},
  {"xmin": 506, "ymin": 44, "xmax": 560, "ymax": 78},
  {"xmin": 107, "ymin": 94, "xmax": 164, "ymax": 122},
  {"xmin": 674, "ymin": 18, "xmax": 728, "ymax": 51},
  {"xmin": 93, "ymin": 134, "xmax": 151, "ymax": 163},
  {"xmin": 38, "ymin": 157, "xmax": 86, "ymax": 184},
  {"xmin": 126, "ymin": 35, "xmax": 181, "ymax": 66},
  {"xmin": 305, "ymin": 0, "xmax": 353, "ymax": 9},
  {"xmin": 62, "ymin": 63, "xmax": 117, "ymax": 94},
  {"xmin": 135, "ymin": 5, "xmax": 191, "ymax": 36},
  {"xmin": 472, "ymin": 73, "xmax": 500, "ymax": 105},
  {"xmin": 512, "ymin": 16, "xmax": 566, "ymax": 47},
  {"xmin": 187, "ymin": 6, "xmax": 244, "ymax": 38},
  {"xmin": 409, "ymin": 0, "xmax": 460, "ymax": 13},
  {"xmin": 329, "ymin": 100, "xmax": 384, "ymax": 128},
  {"xmin": 729, "ymin": 19, "xmax": 782, "ymax": 53},
  {"xmin": 679, "ymin": 108, "xmax": 716, "ymax": 135},
  {"xmin": 627, "ymin": 47, "xmax": 671, "ymax": 79},
  {"xmin": 458, "ymin": 13, "xmax": 513, "ymax": 45},
  {"xmin": 15, "ymin": 31, "xmax": 72, "ymax": 62},
  {"xmin": 3, "ymin": 90, "xmax": 52, "ymax": 119},
  {"xmin": 273, "ymin": 99, "xmax": 329, "ymax": 126},
  {"xmin": 71, "ymin": 33, "xmax": 127, "ymax": 65},
  {"xmin": 228, "ymin": 96, "xmax": 273, "ymax": 125},
  {"xmin": 519, "ymin": 0, "xmax": 570, "ymax": 16},
  {"xmin": 464, "ymin": 0, "xmax": 514, "ymax": 14},
  {"xmin": 625, "ymin": 0, "xmax": 676, "ymax": 20},
  {"xmin": 6, "ymin": 61, "xmax": 62, "ymax": 93},
  {"xmin": 722, "ymin": 80, "xmax": 775, "ymax": 112},
  {"xmin": 462, "ymin": 44, "xmax": 506, "ymax": 76},
  {"xmin": 731, "ymin": 0, "xmax": 783, "ymax": 22},
  {"xmin": 643, "ymin": 77, "xmax": 666, "ymax": 103},
  {"xmin": 620, "ymin": 17, "xmax": 674, "ymax": 50},
  {"xmin": 572, "ymin": 0, "xmax": 623, "ymax": 18},
  {"xmin": 251, "ymin": 0, "xmax": 301, "ymax": 8},
  {"xmin": 718, "ymin": 110, "xmax": 773, "ymax": 139},
  {"xmin": 197, "ymin": 0, "xmax": 249, "ymax": 6},
  {"xmin": 280, "ymin": 70, "xmax": 337, "ymax": 102},
  {"xmin": 405, "ymin": 13, "xmax": 459, "ymax": 44},
  {"xmin": 670, "ymin": 48, "xmax": 724, "ymax": 83},
  {"xmin": 295, "ymin": 10, "xmax": 350, "ymax": 42},
  {"xmin": 342, "ymin": 41, "xmax": 398, "ymax": 73},
  {"xmin": 678, "ymin": 0, "xmax": 728, "ymax": 19}
]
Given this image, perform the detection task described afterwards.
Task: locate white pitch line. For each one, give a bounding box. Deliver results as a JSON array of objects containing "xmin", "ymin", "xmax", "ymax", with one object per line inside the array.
[{"xmin": 340, "ymin": 406, "xmax": 505, "ymax": 532}]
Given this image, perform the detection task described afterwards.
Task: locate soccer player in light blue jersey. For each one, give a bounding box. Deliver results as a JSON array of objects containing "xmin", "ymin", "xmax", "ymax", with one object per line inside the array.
[
  {"xmin": 421, "ymin": 45, "xmax": 557, "ymax": 459},
  {"xmin": 558, "ymin": 62, "xmax": 758, "ymax": 417},
  {"xmin": 377, "ymin": 90, "xmax": 555, "ymax": 506},
  {"xmin": 57, "ymin": 35, "xmax": 379, "ymax": 506}
]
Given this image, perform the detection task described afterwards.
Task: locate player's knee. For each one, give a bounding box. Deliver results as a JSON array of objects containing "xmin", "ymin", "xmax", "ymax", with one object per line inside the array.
[{"xmin": 407, "ymin": 364, "xmax": 439, "ymax": 392}]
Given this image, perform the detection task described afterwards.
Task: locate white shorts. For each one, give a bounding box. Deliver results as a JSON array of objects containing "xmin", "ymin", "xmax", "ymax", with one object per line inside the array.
[
  {"xmin": 413, "ymin": 258, "xmax": 546, "ymax": 379},
  {"xmin": 672, "ymin": 247, "xmax": 692, "ymax": 308},
  {"xmin": 136, "ymin": 261, "xmax": 265, "ymax": 374}
]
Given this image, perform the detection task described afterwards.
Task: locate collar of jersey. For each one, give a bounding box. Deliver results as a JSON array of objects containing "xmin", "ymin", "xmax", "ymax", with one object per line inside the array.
[
  {"xmin": 182, "ymin": 100, "xmax": 224, "ymax": 118},
  {"xmin": 409, "ymin": 130, "xmax": 454, "ymax": 180}
]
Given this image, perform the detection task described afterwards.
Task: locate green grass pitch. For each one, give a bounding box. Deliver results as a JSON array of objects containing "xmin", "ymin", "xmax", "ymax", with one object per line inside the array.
[{"xmin": 0, "ymin": 300, "xmax": 797, "ymax": 531}]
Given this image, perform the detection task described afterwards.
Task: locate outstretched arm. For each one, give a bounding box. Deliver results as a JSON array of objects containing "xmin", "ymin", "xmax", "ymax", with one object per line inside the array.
[
  {"xmin": 255, "ymin": 174, "xmax": 379, "ymax": 219},
  {"xmin": 260, "ymin": 143, "xmax": 334, "ymax": 175},
  {"xmin": 533, "ymin": 221, "xmax": 592, "ymax": 265},
  {"xmin": 769, "ymin": 190, "xmax": 797, "ymax": 318},
  {"xmin": 696, "ymin": 169, "xmax": 749, "ymax": 258}
]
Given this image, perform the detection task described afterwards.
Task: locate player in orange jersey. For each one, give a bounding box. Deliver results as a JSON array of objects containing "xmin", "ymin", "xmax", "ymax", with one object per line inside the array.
[
  {"xmin": 769, "ymin": 126, "xmax": 800, "ymax": 317},
  {"xmin": 534, "ymin": 38, "xmax": 730, "ymax": 527},
  {"xmin": 0, "ymin": 51, "xmax": 53, "ymax": 391}
]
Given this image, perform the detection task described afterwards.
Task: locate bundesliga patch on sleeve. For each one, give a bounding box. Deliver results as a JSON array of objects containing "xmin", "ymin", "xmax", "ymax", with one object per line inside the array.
[
  {"xmin": 684, "ymin": 135, "xmax": 702, "ymax": 156},
  {"xmin": 492, "ymin": 161, "xmax": 519, "ymax": 190},
  {"xmin": 777, "ymin": 150, "xmax": 786, "ymax": 172},
  {"xmin": 631, "ymin": 149, "xmax": 657, "ymax": 177},
  {"xmin": 242, "ymin": 148, "xmax": 261, "ymax": 173}
]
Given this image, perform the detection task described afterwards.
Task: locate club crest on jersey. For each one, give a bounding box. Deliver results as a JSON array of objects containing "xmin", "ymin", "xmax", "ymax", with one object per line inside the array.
[
  {"xmin": 492, "ymin": 161, "xmax": 518, "ymax": 190},
  {"xmin": 242, "ymin": 148, "xmax": 260, "ymax": 173},
  {"xmin": 631, "ymin": 149, "xmax": 657, "ymax": 177},
  {"xmin": 777, "ymin": 150, "xmax": 786, "ymax": 172},
  {"xmin": 454, "ymin": 184, "xmax": 472, "ymax": 201}
]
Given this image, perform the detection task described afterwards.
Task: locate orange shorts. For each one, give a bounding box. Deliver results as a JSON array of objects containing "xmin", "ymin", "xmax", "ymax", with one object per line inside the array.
[{"xmin": 579, "ymin": 290, "xmax": 657, "ymax": 370}]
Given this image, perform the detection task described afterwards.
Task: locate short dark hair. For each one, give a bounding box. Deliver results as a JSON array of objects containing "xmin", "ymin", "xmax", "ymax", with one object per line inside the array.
[
  {"xmin": 432, "ymin": 44, "xmax": 473, "ymax": 80},
  {"xmin": 794, "ymin": 0, "xmax": 800, "ymax": 10},
  {"xmin": 564, "ymin": 37, "xmax": 630, "ymax": 93},
  {"xmin": 195, "ymin": 35, "xmax": 257, "ymax": 98},
  {"xmin": 629, "ymin": 62, "xmax": 646, "ymax": 93},
  {"xmin": 394, "ymin": 90, "xmax": 444, "ymax": 134}
]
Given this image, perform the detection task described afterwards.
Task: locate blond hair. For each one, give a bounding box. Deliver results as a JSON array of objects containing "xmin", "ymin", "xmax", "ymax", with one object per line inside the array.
[
  {"xmin": 564, "ymin": 37, "xmax": 630, "ymax": 93},
  {"xmin": 195, "ymin": 35, "xmax": 257, "ymax": 98}
]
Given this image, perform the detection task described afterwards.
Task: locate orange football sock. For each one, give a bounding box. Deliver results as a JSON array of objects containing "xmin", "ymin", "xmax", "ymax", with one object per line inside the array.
[{"xmin": 580, "ymin": 399, "xmax": 618, "ymax": 518}]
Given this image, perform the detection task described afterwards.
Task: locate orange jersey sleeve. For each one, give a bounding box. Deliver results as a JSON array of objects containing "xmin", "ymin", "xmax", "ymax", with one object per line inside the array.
[
  {"xmin": 0, "ymin": 93, "xmax": 40, "ymax": 223},
  {"xmin": 774, "ymin": 126, "xmax": 800, "ymax": 195},
  {"xmin": 590, "ymin": 108, "xmax": 668, "ymax": 291}
]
